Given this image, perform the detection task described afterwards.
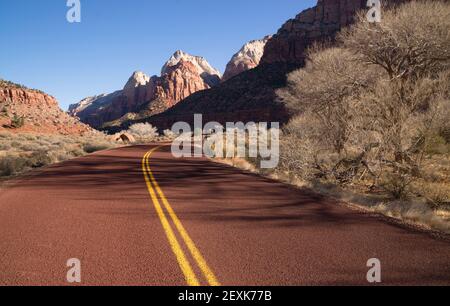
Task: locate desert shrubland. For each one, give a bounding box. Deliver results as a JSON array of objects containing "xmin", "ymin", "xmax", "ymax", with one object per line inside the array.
[
  {"xmin": 219, "ymin": 1, "xmax": 450, "ymax": 232},
  {"xmin": 0, "ymin": 132, "xmax": 117, "ymax": 178}
]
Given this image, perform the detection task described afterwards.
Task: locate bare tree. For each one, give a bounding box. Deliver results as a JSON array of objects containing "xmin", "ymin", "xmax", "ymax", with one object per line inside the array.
[
  {"xmin": 277, "ymin": 1, "xmax": 450, "ymax": 196},
  {"xmin": 340, "ymin": 1, "xmax": 450, "ymax": 81},
  {"xmin": 277, "ymin": 47, "xmax": 383, "ymax": 155},
  {"xmin": 341, "ymin": 1, "xmax": 450, "ymax": 164}
]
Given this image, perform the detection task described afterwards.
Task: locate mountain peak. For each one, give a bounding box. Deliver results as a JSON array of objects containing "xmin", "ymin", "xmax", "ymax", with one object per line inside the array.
[
  {"xmin": 70, "ymin": 50, "xmax": 222, "ymax": 128},
  {"xmin": 124, "ymin": 71, "xmax": 150, "ymax": 90},
  {"xmin": 173, "ymin": 50, "xmax": 186, "ymax": 57},
  {"xmin": 161, "ymin": 50, "xmax": 222, "ymax": 84},
  {"xmin": 223, "ymin": 36, "xmax": 272, "ymax": 81}
]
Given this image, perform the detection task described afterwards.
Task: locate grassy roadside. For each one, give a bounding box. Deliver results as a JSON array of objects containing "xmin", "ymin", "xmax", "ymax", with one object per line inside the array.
[
  {"xmin": 214, "ymin": 157, "xmax": 450, "ymax": 235},
  {"xmin": 0, "ymin": 131, "xmax": 118, "ymax": 182}
]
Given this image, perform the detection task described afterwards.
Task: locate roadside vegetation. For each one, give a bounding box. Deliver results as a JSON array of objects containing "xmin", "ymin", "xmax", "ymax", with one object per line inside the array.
[
  {"xmin": 114, "ymin": 123, "xmax": 177, "ymax": 144},
  {"xmin": 0, "ymin": 132, "xmax": 117, "ymax": 179},
  {"xmin": 220, "ymin": 1, "xmax": 450, "ymax": 233},
  {"xmin": 127, "ymin": 123, "xmax": 159, "ymax": 142},
  {"xmin": 0, "ymin": 122, "xmax": 176, "ymax": 181}
]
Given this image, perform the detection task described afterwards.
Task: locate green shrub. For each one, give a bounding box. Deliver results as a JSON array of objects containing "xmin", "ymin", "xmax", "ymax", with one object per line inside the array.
[{"xmin": 10, "ymin": 115, "xmax": 25, "ymax": 128}]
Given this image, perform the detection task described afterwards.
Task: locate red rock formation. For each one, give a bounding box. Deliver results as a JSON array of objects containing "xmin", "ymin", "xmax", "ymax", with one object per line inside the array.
[
  {"xmin": 223, "ymin": 36, "xmax": 272, "ymax": 82},
  {"xmin": 0, "ymin": 85, "xmax": 92, "ymax": 135},
  {"xmin": 154, "ymin": 60, "xmax": 212, "ymax": 107},
  {"xmin": 122, "ymin": 71, "xmax": 153, "ymax": 108},
  {"xmin": 122, "ymin": 0, "xmax": 409, "ymax": 132},
  {"xmin": 262, "ymin": 0, "xmax": 406, "ymax": 64},
  {"xmin": 161, "ymin": 50, "xmax": 221, "ymax": 87},
  {"xmin": 70, "ymin": 51, "xmax": 221, "ymax": 129}
]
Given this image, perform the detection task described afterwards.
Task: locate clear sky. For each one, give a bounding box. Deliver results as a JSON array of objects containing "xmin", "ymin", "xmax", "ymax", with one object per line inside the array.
[{"xmin": 0, "ymin": 0, "xmax": 316, "ymax": 110}]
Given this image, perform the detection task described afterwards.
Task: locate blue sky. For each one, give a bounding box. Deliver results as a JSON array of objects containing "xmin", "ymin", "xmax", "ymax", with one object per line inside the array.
[{"xmin": 0, "ymin": 0, "xmax": 316, "ymax": 110}]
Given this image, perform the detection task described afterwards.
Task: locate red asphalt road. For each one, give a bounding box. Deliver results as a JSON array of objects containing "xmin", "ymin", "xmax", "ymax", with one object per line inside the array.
[{"xmin": 0, "ymin": 145, "xmax": 449, "ymax": 286}]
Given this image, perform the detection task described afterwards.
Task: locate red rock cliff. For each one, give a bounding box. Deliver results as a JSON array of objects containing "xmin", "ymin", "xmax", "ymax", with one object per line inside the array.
[
  {"xmin": 0, "ymin": 85, "xmax": 91, "ymax": 135},
  {"xmin": 70, "ymin": 51, "xmax": 221, "ymax": 129},
  {"xmin": 262, "ymin": 0, "xmax": 406, "ymax": 64}
]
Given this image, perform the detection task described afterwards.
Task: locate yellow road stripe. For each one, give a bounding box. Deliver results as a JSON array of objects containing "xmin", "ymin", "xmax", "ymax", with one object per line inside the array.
[
  {"xmin": 141, "ymin": 149, "xmax": 200, "ymax": 286},
  {"xmin": 144, "ymin": 146, "xmax": 221, "ymax": 286}
]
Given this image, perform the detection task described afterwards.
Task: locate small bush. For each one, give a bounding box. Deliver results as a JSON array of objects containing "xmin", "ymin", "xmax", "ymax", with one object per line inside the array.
[
  {"xmin": 10, "ymin": 115, "xmax": 25, "ymax": 128},
  {"xmin": 418, "ymin": 181, "xmax": 450, "ymax": 211},
  {"xmin": 70, "ymin": 148, "xmax": 86, "ymax": 157},
  {"xmin": 0, "ymin": 155, "xmax": 29, "ymax": 176},
  {"xmin": 163, "ymin": 129, "xmax": 177, "ymax": 140},
  {"xmin": 28, "ymin": 151, "xmax": 53, "ymax": 168},
  {"xmin": 128, "ymin": 123, "xmax": 158, "ymax": 142},
  {"xmin": 380, "ymin": 173, "xmax": 414, "ymax": 200},
  {"xmin": 83, "ymin": 143, "xmax": 110, "ymax": 154}
]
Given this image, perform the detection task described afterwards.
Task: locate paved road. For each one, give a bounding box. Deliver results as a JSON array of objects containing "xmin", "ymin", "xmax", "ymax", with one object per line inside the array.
[{"xmin": 0, "ymin": 145, "xmax": 449, "ymax": 286}]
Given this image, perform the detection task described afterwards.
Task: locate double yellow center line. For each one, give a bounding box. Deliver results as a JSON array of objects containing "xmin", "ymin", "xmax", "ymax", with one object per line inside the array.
[{"xmin": 142, "ymin": 146, "xmax": 220, "ymax": 286}]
